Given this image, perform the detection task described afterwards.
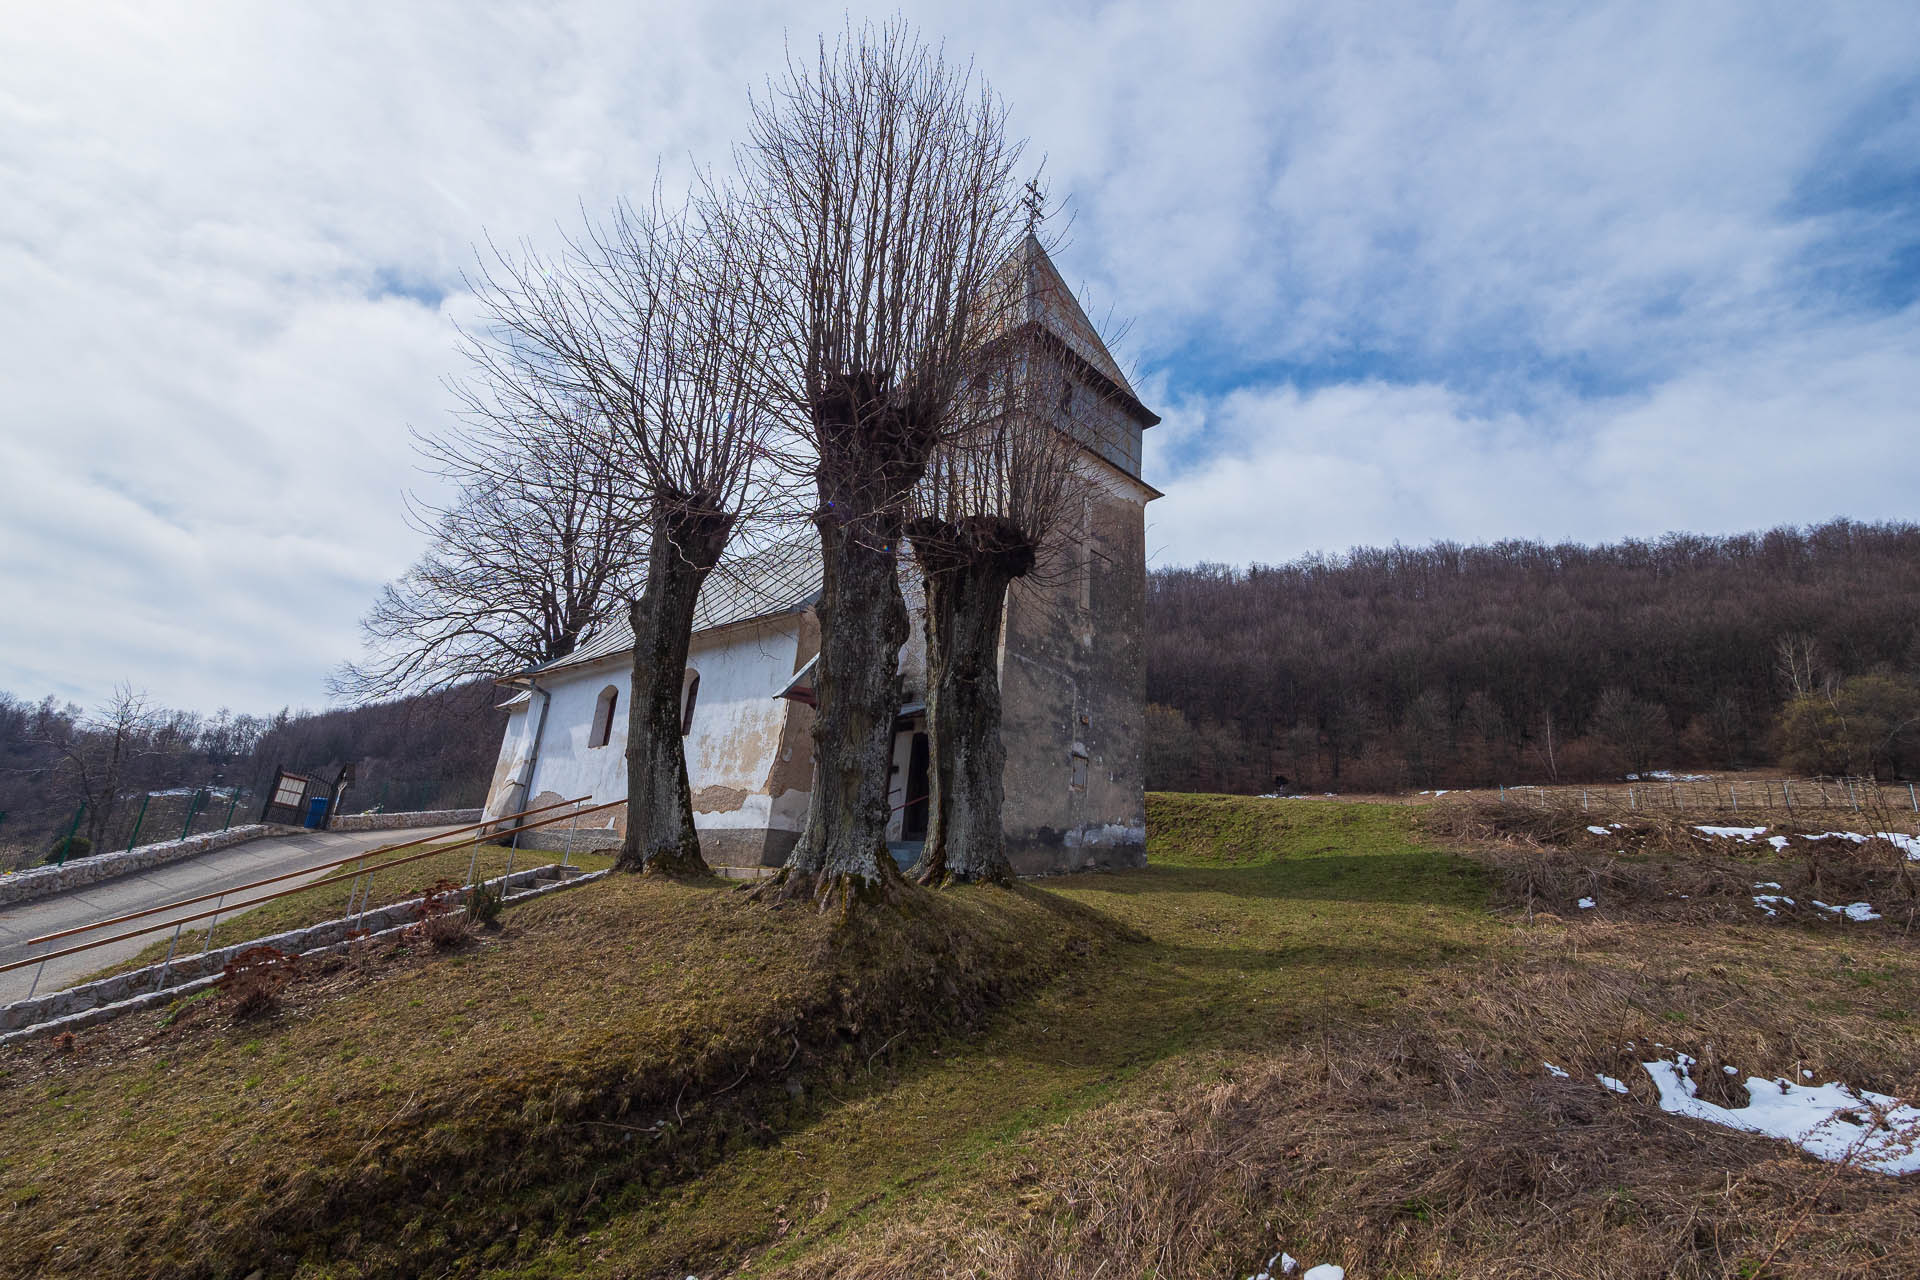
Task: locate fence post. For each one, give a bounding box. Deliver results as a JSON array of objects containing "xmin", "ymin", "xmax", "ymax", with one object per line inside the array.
[
  {"xmin": 156, "ymin": 920, "xmax": 185, "ymax": 988},
  {"xmin": 179, "ymin": 790, "xmax": 203, "ymax": 843},
  {"xmin": 1785, "ymin": 780, "xmax": 1793, "ymax": 814},
  {"xmin": 202, "ymin": 893, "xmax": 226, "ymax": 953},
  {"xmin": 124, "ymin": 794, "xmax": 150, "ymax": 852},
  {"xmin": 55, "ymin": 803, "xmax": 86, "ymax": 865},
  {"xmin": 1910, "ymin": 782, "xmax": 1917, "ymax": 814},
  {"xmin": 222, "ymin": 791, "xmax": 240, "ymax": 831},
  {"xmin": 559, "ymin": 801, "xmax": 582, "ymax": 872}
]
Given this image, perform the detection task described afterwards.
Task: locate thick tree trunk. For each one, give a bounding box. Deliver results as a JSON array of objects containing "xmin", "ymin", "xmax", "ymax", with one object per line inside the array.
[
  {"xmin": 909, "ymin": 517, "xmax": 1032, "ymax": 886},
  {"xmin": 618, "ymin": 503, "xmax": 733, "ymax": 876},
  {"xmin": 778, "ymin": 510, "xmax": 908, "ymax": 907}
]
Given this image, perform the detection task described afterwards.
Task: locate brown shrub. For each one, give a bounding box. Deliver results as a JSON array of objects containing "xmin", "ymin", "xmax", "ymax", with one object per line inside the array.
[
  {"xmin": 218, "ymin": 946, "xmax": 299, "ymax": 1022},
  {"xmin": 406, "ymin": 878, "xmax": 472, "ymax": 951}
]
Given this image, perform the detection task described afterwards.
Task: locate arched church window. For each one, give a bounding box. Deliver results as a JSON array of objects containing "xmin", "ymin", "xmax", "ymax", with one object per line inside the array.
[
  {"xmin": 590, "ymin": 685, "xmax": 618, "ymax": 748},
  {"xmin": 681, "ymin": 669, "xmax": 700, "ymax": 735}
]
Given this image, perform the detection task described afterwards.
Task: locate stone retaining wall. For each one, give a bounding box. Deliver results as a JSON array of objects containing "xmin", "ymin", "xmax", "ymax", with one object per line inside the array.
[
  {"xmin": 0, "ymin": 825, "xmax": 302, "ymax": 908},
  {"xmin": 328, "ymin": 808, "xmax": 481, "ymax": 833},
  {"xmin": 0, "ymin": 863, "xmax": 605, "ymax": 1043}
]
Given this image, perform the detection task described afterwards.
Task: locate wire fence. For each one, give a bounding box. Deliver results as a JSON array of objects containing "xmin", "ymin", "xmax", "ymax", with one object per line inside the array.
[{"xmin": 1494, "ymin": 775, "xmax": 1920, "ymax": 824}]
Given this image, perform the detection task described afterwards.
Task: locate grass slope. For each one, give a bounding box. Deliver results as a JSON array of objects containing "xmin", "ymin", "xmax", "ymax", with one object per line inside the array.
[
  {"xmin": 87, "ymin": 840, "xmax": 616, "ymax": 981},
  {"xmin": 0, "ymin": 874, "xmax": 1118, "ymax": 1279},
  {"xmin": 7, "ymin": 794, "xmax": 1918, "ymax": 1278}
]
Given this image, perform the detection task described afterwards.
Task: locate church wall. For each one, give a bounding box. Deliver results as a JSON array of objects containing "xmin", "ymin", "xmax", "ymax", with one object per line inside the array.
[
  {"xmin": 500, "ymin": 615, "xmax": 811, "ymax": 867},
  {"xmin": 997, "ymin": 459, "xmax": 1151, "ymax": 875}
]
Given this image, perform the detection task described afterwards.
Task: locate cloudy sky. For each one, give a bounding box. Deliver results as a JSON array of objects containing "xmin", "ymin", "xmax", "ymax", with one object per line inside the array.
[{"xmin": 3, "ymin": 1, "xmax": 1916, "ymax": 713}]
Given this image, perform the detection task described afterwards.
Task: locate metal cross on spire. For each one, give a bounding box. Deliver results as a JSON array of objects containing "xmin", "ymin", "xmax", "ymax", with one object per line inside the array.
[{"xmin": 1022, "ymin": 177, "xmax": 1046, "ymax": 234}]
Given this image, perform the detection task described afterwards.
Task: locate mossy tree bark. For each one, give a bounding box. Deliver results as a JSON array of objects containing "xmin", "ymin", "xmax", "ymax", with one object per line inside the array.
[
  {"xmin": 908, "ymin": 516, "xmax": 1034, "ymax": 886},
  {"xmin": 619, "ymin": 501, "xmax": 734, "ymax": 876},
  {"xmin": 777, "ymin": 386, "xmax": 941, "ymax": 910}
]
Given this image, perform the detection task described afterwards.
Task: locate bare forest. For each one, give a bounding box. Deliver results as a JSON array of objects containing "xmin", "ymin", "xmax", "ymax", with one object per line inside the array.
[
  {"xmin": 1146, "ymin": 518, "xmax": 1920, "ymax": 793},
  {"xmin": 0, "ymin": 684, "xmax": 502, "ymax": 868}
]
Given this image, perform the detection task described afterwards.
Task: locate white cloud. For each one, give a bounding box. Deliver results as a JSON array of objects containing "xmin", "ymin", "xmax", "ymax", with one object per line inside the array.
[
  {"xmin": 1144, "ymin": 308, "xmax": 1920, "ymax": 565},
  {"xmin": 1, "ymin": 1, "xmax": 1916, "ymax": 710}
]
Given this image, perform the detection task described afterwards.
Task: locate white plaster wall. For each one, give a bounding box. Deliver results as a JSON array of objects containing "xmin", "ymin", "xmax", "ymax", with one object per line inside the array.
[
  {"xmin": 482, "ymin": 703, "xmax": 534, "ymax": 821},
  {"xmin": 516, "ymin": 617, "xmax": 805, "ymax": 834},
  {"xmin": 522, "ymin": 658, "xmax": 632, "ymax": 826}
]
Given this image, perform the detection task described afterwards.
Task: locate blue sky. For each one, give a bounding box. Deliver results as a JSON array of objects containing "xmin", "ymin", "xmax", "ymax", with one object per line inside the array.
[{"xmin": 2, "ymin": 1, "xmax": 1917, "ymax": 712}]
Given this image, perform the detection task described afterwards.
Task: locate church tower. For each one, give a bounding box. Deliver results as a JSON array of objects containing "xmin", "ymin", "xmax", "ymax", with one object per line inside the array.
[{"xmin": 995, "ymin": 236, "xmax": 1161, "ymax": 872}]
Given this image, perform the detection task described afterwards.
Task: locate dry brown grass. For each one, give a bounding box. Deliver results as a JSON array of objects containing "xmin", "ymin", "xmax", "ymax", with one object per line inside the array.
[
  {"xmin": 0, "ymin": 875, "xmax": 1121, "ymax": 1280},
  {"xmin": 779, "ymin": 914, "xmax": 1920, "ymax": 1280}
]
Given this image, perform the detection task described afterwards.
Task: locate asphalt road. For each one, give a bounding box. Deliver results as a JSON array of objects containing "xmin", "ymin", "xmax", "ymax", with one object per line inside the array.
[{"xmin": 0, "ymin": 825, "xmax": 461, "ymax": 1004}]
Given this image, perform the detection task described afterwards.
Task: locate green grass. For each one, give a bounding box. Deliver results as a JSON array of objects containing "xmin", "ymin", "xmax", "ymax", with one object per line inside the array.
[
  {"xmin": 511, "ymin": 795, "xmax": 1498, "ymax": 1278},
  {"xmin": 12, "ymin": 793, "xmax": 1913, "ymax": 1278},
  {"xmin": 85, "ymin": 840, "xmax": 615, "ymax": 980}
]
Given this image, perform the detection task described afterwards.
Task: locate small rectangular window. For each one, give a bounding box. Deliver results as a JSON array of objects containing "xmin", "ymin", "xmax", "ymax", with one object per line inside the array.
[
  {"xmin": 1070, "ymin": 753, "xmax": 1088, "ymax": 791},
  {"xmin": 272, "ymin": 774, "xmax": 307, "ymax": 808}
]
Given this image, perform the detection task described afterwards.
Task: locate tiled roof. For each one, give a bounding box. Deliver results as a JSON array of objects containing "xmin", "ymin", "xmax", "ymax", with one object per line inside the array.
[{"xmin": 515, "ymin": 534, "xmax": 821, "ymax": 680}]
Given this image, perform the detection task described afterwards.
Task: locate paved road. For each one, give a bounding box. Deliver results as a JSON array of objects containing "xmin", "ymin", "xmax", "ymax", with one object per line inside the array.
[{"xmin": 0, "ymin": 825, "xmax": 461, "ymax": 1004}]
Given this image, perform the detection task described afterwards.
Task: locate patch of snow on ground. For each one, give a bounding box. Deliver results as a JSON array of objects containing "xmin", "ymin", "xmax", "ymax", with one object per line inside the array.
[
  {"xmin": 1598, "ymin": 1073, "xmax": 1629, "ymax": 1094},
  {"xmin": 1586, "ymin": 825, "xmax": 1611, "ymax": 835},
  {"xmin": 1812, "ymin": 900, "xmax": 1882, "ymax": 922},
  {"xmin": 1697, "ymin": 825, "xmax": 1768, "ymax": 840},
  {"xmin": 1641, "ymin": 1057, "xmax": 1920, "ymax": 1174},
  {"xmin": 1544, "ymin": 1061, "xmax": 1571, "ymax": 1078},
  {"xmin": 1753, "ymin": 894, "xmax": 1794, "ymax": 916},
  {"xmin": 1754, "ymin": 881, "xmax": 1782, "ymax": 889},
  {"xmin": 1578, "ymin": 897, "xmax": 1596, "ymax": 909},
  {"xmin": 1768, "ymin": 835, "xmax": 1791, "ymax": 850},
  {"xmin": 1804, "ymin": 831, "xmax": 1869, "ymax": 843},
  {"xmin": 1249, "ymin": 1251, "xmax": 1341, "ymax": 1279},
  {"xmin": 1880, "ymin": 832, "xmax": 1920, "ymax": 859}
]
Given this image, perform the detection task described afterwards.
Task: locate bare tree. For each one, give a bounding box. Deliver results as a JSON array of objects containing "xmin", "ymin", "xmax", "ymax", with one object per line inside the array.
[
  {"xmin": 48, "ymin": 684, "xmax": 158, "ymax": 852},
  {"xmin": 905, "ymin": 310, "xmax": 1089, "ymax": 885},
  {"xmin": 458, "ymin": 192, "xmax": 778, "ymax": 875},
  {"xmin": 735, "ymin": 20, "xmax": 1031, "ymax": 907},
  {"xmin": 332, "ymin": 431, "xmax": 640, "ymax": 701}
]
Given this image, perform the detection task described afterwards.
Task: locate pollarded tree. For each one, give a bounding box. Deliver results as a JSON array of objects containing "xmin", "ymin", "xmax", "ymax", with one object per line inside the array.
[
  {"xmin": 460, "ymin": 192, "xmax": 778, "ymax": 875},
  {"xmin": 733, "ymin": 20, "xmax": 1032, "ymax": 908},
  {"xmin": 905, "ymin": 314, "xmax": 1091, "ymax": 885},
  {"xmin": 333, "ymin": 431, "xmax": 641, "ymax": 701}
]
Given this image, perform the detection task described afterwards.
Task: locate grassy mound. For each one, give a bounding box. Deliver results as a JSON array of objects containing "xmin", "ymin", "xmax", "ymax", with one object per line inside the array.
[{"xmin": 0, "ymin": 874, "xmax": 1118, "ymax": 1279}]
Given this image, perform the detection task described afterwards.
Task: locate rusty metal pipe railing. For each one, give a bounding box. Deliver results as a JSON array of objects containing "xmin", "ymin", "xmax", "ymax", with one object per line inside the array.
[
  {"xmin": 0, "ymin": 797, "xmax": 616, "ymax": 977},
  {"xmin": 18, "ymin": 794, "xmax": 593, "ymax": 950}
]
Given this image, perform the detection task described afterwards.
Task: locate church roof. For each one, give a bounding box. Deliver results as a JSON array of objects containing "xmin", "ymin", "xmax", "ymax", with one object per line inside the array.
[
  {"xmin": 1006, "ymin": 234, "xmax": 1159, "ymax": 427},
  {"xmin": 508, "ymin": 534, "xmax": 822, "ymax": 683}
]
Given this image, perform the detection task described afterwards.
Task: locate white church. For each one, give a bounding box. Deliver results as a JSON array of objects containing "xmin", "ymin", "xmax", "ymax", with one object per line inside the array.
[{"xmin": 480, "ymin": 237, "xmax": 1160, "ymax": 877}]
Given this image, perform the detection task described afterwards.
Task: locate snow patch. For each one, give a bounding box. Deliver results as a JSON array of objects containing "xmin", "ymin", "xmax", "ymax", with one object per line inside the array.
[
  {"xmin": 1642, "ymin": 1056, "xmax": 1920, "ymax": 1174},
  {"xmin": 1544, "ymin": 1061, "xmax": 1571, "ymax": 1078},
  {"xmin": 1577, "ymin": 896, "xmax": 1596, "ymax": 909},
  {"xmin": 1597, "ymin": 1073, "xmax": 1629, "ymax": 1094},
  {"xmin": 1248, "ymin": 1251, "xmax": 1341, "ymax": 1279},
  {"xmin": 1812, "ymin": 900, "xmax": 1881, "ymax": 922},
  {"xmin": 1752, "ymin": 894, "xmax": 1794, "ymax": 916},
  {"xmin": 1586, "ymin": 825, "xmax": 1611, "ymax": 835},
  {"xmin": 1697, "ymin": 825, "xmax": 1768, "ymax": 841}
]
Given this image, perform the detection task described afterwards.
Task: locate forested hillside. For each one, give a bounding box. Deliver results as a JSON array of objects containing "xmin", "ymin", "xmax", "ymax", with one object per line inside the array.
[
  {"xmin": 0, "ymin": 683, "xmax": 503, "ymax": 866},
  {"xmin": 1145, "ymin": 520, "xmax": 1920, "ymax": 793}
]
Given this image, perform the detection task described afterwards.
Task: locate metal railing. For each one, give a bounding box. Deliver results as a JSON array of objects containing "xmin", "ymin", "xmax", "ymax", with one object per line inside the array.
[{"xmin": 1, "ymin": 795, "xmax": 615, "ymax": 995}]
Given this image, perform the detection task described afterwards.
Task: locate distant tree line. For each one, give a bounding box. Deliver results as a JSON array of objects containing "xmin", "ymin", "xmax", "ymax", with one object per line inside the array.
[
  {"xmin": 0, "ymin": 683, "xmax": 503, "ymax": 865},
  {"xmin": 1144, "ymin": 519, "xmax": 1920, "ymax": 793}
]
